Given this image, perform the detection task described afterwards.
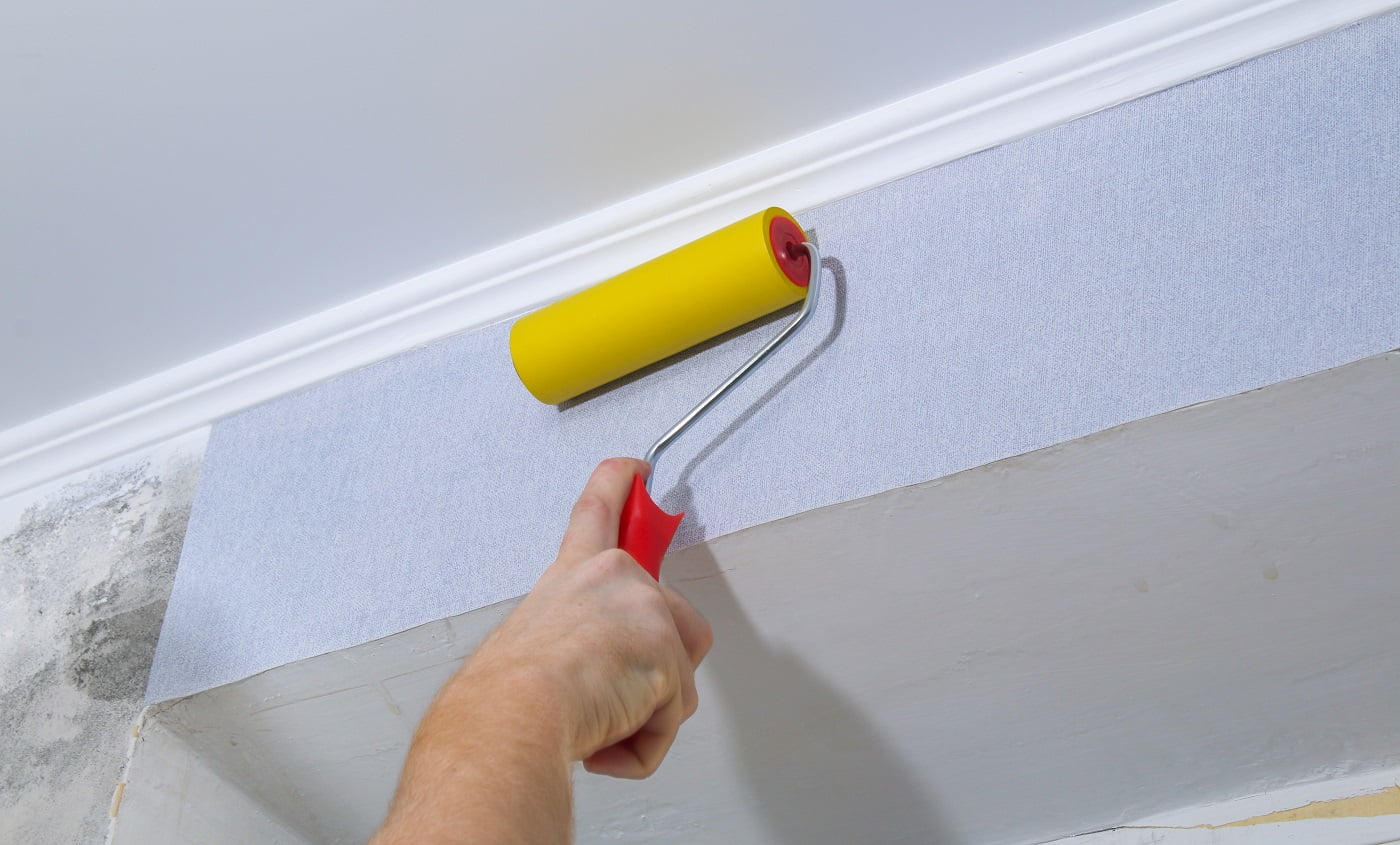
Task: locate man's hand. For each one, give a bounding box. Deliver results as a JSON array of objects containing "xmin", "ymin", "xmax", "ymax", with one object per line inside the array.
[
  {"xmin": 373, "ymin": 458, "xmax": 712, "ymax": 845},
  {"xmin": 484, "ymin": 457, "xmax": 713, "ymax": 777}
]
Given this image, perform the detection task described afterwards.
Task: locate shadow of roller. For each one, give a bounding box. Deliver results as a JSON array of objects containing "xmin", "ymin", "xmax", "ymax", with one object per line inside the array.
[{"xmin": 655, "ymin": 257, "xmax": 956, "ymax": 842}]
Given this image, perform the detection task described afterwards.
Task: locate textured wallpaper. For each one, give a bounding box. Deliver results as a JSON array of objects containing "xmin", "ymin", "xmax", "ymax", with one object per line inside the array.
[{"xmin": 149, "ymin": 12, "xmax": 1400, "ymax": 702}]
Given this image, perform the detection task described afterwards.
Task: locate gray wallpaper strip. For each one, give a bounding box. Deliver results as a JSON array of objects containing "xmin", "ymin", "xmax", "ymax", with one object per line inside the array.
[{"xmin": 149, "ymin": 13, "xmax": 1400, "ymax": 703}]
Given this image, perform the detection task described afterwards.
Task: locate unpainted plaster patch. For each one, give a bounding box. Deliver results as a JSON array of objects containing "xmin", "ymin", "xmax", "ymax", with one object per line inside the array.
[
  {"xmin": 1213, "ymin": 784, "xmax": 1400, "ymax": 827},
  {"xmin": 1123, "ymin": 784, "xmax": 1400, "ymax": 831},
  {"xmin": 68, "ymin": 599, "xmax": 169, "ymax": 702},
  {"xmin": 0, "ymin": 446, "xmax": 204, "ymax": 845}
]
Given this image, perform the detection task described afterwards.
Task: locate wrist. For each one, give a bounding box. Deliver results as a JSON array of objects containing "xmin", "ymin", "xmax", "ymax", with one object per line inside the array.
[
  {"xmin": 379, "ymin": 657, "xmax": 577, "ymax": 844},
  {"xmin": 443, "ymin": 654, "xmax": 576, "ymax": 764}
]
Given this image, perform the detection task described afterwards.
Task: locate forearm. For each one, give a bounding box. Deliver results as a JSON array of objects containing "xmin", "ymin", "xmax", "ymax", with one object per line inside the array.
[
  {"xmin": 372, "ymin": 459, "xmax": 712, "ymax": 842},
  {"xmin": 373, "ymin": 662, "xmax": 575, "ymax": 845}
]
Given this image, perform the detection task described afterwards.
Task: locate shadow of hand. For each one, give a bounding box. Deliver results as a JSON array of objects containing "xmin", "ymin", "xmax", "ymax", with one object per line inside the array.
[{"xmin": 668, "ymin": 543, "xmax": 956, "ymax": 844}]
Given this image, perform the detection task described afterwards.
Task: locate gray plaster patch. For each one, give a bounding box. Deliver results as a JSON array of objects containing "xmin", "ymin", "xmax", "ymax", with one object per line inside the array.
[
  {"xmin": 68, "ymin": 600, "xmax": 169, "ymax": 702},
  {"xmin": 0, "ymin": 442, "xmax": 205, "ymax": 845}
]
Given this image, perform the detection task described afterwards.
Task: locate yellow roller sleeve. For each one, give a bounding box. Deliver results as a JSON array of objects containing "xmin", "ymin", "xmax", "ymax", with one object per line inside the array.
[{"xmin": 509, "ymin": 207, "xmax": 812, "ymax": 404}]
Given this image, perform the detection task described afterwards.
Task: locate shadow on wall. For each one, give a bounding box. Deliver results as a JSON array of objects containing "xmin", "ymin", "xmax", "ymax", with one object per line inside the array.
[
  {"xmin": 673, "ymin": 542, "xmax": 955, "ymax": 845},
  {"xmin": 658, "ymin": 258, "xmax": 957, "ymax": 843}
]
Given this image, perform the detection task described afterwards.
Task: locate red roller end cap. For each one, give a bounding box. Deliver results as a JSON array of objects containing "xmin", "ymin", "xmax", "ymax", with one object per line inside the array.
[
  {"xmin": 618, "ymin": 474, "xmax": 684, "ymax": 580},
  {"xmin": 769, "ymin": 214, "xmax": 811, "ymax": 287}
]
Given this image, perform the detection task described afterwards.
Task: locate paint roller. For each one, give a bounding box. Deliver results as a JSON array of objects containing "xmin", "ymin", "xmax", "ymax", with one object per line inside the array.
[{"xmin": 509, "ymin": 207, "xmax": 822, "ymax": 578}]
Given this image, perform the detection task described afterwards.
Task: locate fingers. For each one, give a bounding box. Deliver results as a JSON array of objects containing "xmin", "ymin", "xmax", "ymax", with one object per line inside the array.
[
  {"xmin": 582, "ymin": 592, "xmax": 704, "ymax": 778},
  {"xmin": 661, "ymin": 586, "xmax": 714, "ymax": 668},
  {"xmin": 582, "ymin": 687, "xmax": 686, "ymax": 779},
  {"xmin": 547, "ymin": 476, "xmax": 712, "ymax": 782},
  {"xmin": 660, "ymin": 587, "xmax": 710, "ymax": 720},
  {"xmin": 556, "ymin": 458, "xmax": 649, "ymax": 567}
]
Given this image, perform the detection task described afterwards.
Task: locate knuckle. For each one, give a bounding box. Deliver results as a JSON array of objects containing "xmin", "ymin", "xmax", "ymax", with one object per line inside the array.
[
  {"xmin": 635, "ymin": 598, "xmax": 677, "ymax": 643},
  {"xmin": 571, "ymin": 493, "xmax": 609, "ymax": 518},
  {"xmin": 636, "ymin": 590, "xmax": 674, "ymax": 630},
  {"xmin": 595, "ymin": 548, "xmax": 639, "ymax": 577},
  {"xmin": 697, "ymin": 618, "xmax": 715, "ymax": 652},
  {"xmin": 652, "ymin": 665, "xmax": 680, "ymax": 699}
]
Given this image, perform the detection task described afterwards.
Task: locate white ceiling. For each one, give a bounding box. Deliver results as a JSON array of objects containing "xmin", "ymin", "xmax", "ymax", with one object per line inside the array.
[{"xmin": 1, "ymin": 0, "xmax": 1168, "ymax": 431}]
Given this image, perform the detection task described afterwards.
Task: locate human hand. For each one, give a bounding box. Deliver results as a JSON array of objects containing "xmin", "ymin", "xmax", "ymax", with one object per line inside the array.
[{"xmin": 463, "ymin": 457, "xmax": 713, "ymax": 778}]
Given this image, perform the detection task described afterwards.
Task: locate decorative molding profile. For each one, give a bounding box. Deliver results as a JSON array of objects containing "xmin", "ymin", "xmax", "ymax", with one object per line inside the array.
[{"xmin": 1, "ymin": 0, "xmax": 1394, "ymax": 500}]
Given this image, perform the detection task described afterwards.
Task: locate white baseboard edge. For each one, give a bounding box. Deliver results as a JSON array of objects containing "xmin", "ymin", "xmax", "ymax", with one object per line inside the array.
[
  {"xmin": 1, "ymin": 0, "xmax": 1395, "ymax": 499},
  {"xmin": 1042, "ymin": 765, "xmax": 1400, "ymax": 844}
]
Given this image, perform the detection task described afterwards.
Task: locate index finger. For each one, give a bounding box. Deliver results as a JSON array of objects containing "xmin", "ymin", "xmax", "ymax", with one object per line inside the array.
[
  {"xmin": 556, "ymin": 457, "xmax": 650, "ymax": 566},
  {"xmin": 661, "ymin": 586, "xmax": 714, "ymax": 668}
]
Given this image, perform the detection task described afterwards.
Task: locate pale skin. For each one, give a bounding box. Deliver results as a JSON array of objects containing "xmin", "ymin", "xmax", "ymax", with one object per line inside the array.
[{"xmin": 371, "ymin": 457, "xmax": 713, "ymax": 845}]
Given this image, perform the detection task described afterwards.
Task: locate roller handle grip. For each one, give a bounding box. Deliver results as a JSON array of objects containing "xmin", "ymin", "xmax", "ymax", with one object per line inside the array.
[{"xmin": 618, "ymin": 474, "xmax": 684, "ymax": 579}]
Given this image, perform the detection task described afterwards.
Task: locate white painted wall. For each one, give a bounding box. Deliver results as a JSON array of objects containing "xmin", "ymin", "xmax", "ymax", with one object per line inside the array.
[
  {"xmin": 114, "ymin": 715, "xmax": 313, "ymax": 845},
  {"xmin": 0, "ymin": 0, "xmax": 1171, "ymax": 430},
  {"xmin": 112, "ymin": 353, "xmax": 1400, "ymax": 844}
]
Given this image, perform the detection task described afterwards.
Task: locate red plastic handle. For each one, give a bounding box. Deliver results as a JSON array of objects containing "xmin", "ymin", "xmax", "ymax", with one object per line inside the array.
[{"xmin": 618, "ymin": 474, "xmax": 684, "ymax": 579}]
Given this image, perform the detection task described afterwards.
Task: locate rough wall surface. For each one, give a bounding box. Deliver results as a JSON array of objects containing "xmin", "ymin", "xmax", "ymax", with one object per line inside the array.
[{"xmin": 0, "ymin": 440, "xmax": 204, "ymax": 844}]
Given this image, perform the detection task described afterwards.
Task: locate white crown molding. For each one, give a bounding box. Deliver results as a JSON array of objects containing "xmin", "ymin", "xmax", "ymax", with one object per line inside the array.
[{"xmin": 1, "ymin": 0, "xmax": 1394, "ymax": 499}]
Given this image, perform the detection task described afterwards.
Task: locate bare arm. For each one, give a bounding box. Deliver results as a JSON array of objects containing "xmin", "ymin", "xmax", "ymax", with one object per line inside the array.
[{"xmin": 371, "ymin": 458, "xmax": 713, "ymax": 845}]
